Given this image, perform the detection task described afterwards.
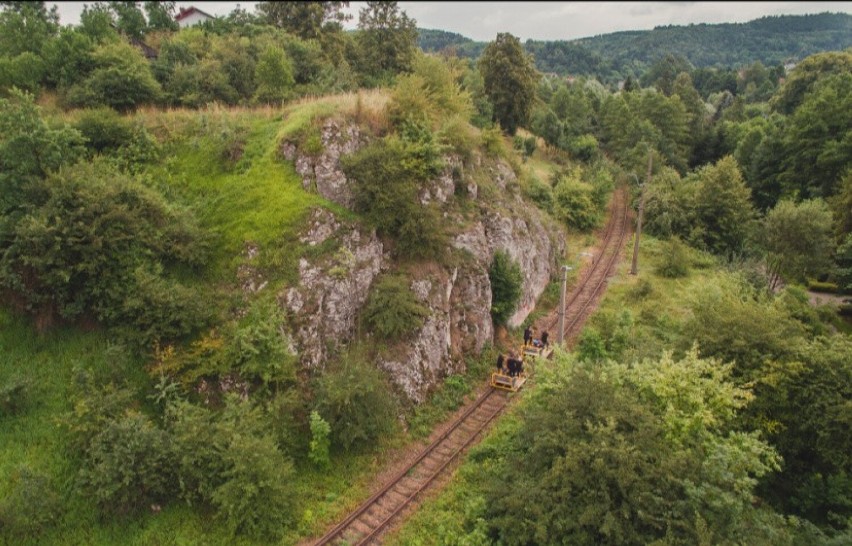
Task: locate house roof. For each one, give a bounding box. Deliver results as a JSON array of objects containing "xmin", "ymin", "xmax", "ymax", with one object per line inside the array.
[{"xmin": 175, "ymin": 6, "xmax": 215, "ymax": 22}]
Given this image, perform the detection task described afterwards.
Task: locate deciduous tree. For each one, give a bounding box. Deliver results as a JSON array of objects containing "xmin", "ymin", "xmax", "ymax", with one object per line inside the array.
[{"xmin": 478, "ymin": 33, "xmax": 540, "ymax": 135}]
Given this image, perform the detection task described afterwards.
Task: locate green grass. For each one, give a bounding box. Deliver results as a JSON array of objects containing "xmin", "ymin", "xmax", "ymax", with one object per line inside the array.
[{"xmin": 151, "ymin": 116, "xmax": 325, "ymax": 283}]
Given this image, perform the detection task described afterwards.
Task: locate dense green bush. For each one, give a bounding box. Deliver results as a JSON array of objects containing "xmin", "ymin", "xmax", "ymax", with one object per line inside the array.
[
  {"xmin": 66, "ymin": 41, "xmax": 162, "ymax": 111},
  {"xmin": 343, "ymin": 135, "xmax": 446, "ymax": 260},
  {"xmin": 212, "ymin": 419, "xmax": 295, "ymax": 540},
  {"xmin": 73, "ymin": 108, "xmax": 160, "ymax": 172},
  {"xmin": 522, "ymin": 174, "xmax": 554, "ymax": 213},
  {"xmin": 387, "ymin": 53, "xmax": 473, "ymax": 129},
  {"xmin": 0, "ymin": 160, "xmax": 210, "ymax": 346},
  {"xmin": 253, "ymin": 46, "xmax": 294, "ymax": 103},
  {"xmin": 364, "ymin": 275, "xmax": 429, "ymax": 340},
  {"xmin": 313, "ymin": 355, "xmax": 398, "ymax": 452},
  {"xmin": 568, "ymin": 133, "xmax": 599, "ymax": 161},
  {"xmin": 77, "ymin": 411, "xmax": 177, "ymax": 516},
  {"xmin": 488, "ymin": 250, "xmax": 523, "ymax": 325},
  {"xmin": 165, "ymin": 396, "xmax": 297, "ymax": 540},
  {"xmin": 681, "ymin": 276, "xmax": 806, "ymax": 381},
  {"xmin": 482, "ymin": 351, "xmax": 786, "ymax": 545},
  {"xmin": 151, "ymin": 298, "xmax": 296, "ymax": 388},
  {"xmin": 0, "ymin": 52, "xmax": 45, "ymax": 94},
  {"xmin": 74, "ymin": 107, "xmax": 135, "ymax": 152},
  {"xmin": 0, "ymin": 90, "xmax": 85, "ymax": 215},
  {"xmin": 808, "ymin": 281, "xmax": 839, "ymax": 293},
  {"xmin": 553, "ymin": 176, "xmax": 600, "ymax": 231},
  {"xmin": 752, "ymin": 335, "xmax": 852, "ymax": 533},
  {"xmin": 226, "ymin": 299, "xmax": 297, "ymax": 385},
  {"xmin": 0, "ymin": 466, "xmax": 62, "ymax": 539},
  {"xmin": 308, "ymin": 410, "xmax": 331, "ymax": 469}
]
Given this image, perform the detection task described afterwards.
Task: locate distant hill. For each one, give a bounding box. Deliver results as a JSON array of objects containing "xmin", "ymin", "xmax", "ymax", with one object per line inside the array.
[{"xmin": 417, "ymin": 12, "xmax": 852, "ymax": 82}]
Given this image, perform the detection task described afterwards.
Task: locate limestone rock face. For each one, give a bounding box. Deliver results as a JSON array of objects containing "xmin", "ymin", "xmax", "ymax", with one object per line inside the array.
[
  {"xmin": 281, "ymin": 124, "xmax": 564, "ymax": 402},
  {"xmin": 280, "ymin": 209, "xmax": 384, "ymax": 368},
  {"xmin": 280, "ymin": 120, "xmax": 366, "ymax": 209},
  {"xmin": 378, "ymin": 262, "xmax": 493, "ymax": 403},
  {"xmin": 453, "ymin": 164, "xmax": 564, "ymax": 328}
]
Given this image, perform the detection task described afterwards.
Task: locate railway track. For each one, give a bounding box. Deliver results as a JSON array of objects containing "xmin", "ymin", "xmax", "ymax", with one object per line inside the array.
[
  {"xmin": 312, "ymin": 185, "xmax": 631, "ymax": 546},
  {"xmin": 546, "ymin": 184, "xmax": 630, "ymax": 345}
]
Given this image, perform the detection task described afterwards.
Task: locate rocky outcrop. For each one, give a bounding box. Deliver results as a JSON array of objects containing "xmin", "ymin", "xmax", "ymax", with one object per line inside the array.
[
  {"xmin": 453, "ymin": 170, "xmax": 564, "ymax": 328},
  {"xmin": 379, "ymin": 261, "xmax": 493, "ymax": 403},
  {"xmin": 280, "ymin": 209, "xmax": 385, "ymax": 368},
  {"xmin": 279, "ymin": 120, "xmax": 366, "ymax": 209},
  {"xmin": 280, "ymin": 123, "xmax": 564, "ymax": 402}
]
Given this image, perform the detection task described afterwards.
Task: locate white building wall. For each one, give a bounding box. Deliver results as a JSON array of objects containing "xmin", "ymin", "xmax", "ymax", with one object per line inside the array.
[{"xmin": 177, "ymin": 12, "xmax": 212, "ymax": 28}]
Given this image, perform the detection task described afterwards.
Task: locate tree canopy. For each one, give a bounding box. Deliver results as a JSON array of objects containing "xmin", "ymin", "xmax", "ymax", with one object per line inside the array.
[{"xmin": 478, "ymin": 33, "xmax": 540, "ymax": 135}]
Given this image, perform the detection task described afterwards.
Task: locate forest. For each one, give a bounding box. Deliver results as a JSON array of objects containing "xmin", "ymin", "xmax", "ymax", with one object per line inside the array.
[
  {"xmin": 0, "ymin": 2, "xmax": 850, "ymax": 545},
  {"xmin": 419, "ymin": 13, "xmax": 852, "ymax": 85}
]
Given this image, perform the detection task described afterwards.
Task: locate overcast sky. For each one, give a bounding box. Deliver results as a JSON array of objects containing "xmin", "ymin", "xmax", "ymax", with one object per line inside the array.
[{"xmin": 50, "ymin": 1, "xmax": 852, "ymax": 42}]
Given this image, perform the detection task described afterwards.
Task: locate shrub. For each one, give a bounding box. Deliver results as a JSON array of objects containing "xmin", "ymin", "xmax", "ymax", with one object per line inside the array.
[
  {"xmin": 226, "ymin": 299, "xmax": 296, "ymax": 385},
  {"xmin": 0, "ymin": 52, "xmax": 45, "ymax": 95},
  {"xmin": 212, "ymin": 432, "xmax": 295, "ymax": 540},
  {"xmin": 437, "ymin": 115, "xmax": 479, "ymax": 161},
  {"xmin": 481, "ymin": 126, "xmax": 505, "ymax": 157},
  {"xmin": 74, "ymin": 107, "xmax": 135, "ymax": 152},
  {"xmin": 0, "ymin": 466, "xmax": 62, "ymax": 538},
  {"xmin": 387, "ymin": 54, "xmax": 473, "ymax": 129},
  {"xmin": 489, "ymin": 250, "xmax": 523, "ymax": 326},
  {"xmin": 808, "ymin": 281, "xmax": 839, "ymax": 293},
  {"xmin": 523, "ymin": 136, "xmax": 537, "ymax": 158},
  {"xmin": 314, "ymin": 354, "xmax": 397, "ymax": 452},
  {"xmin": 0, "ymin": 375, "xmax": 30, "ymax": 417},
  {"xmin": 308, "ymin": 410, "xmax": 331, "ymax": 469},
  {"xmin": 77, "ymin": 411, "xmax": 177, "ymax": 516},
  {"xmin": 254, "ymin": 46, "xmax": 294, "ymax": 104},
  {"xmin": 568, "ymin": 134, "xmax": 599, "ymax": 161},
  {"xmin": 63, "ymin": 369, "xmax": 137, "ymax": 454},
  {"xmin": 66, "ymin": 41, "xmax": 162, "ymax": 111},
  {"xmin": 343, "ymin": 136, "xmax": 446, "ymax": 260},
  {"xmin": 656, "ymin": 237, "xmax": 691, "ymax": 278},
  {"xmin": 0, "ymin": 160, "xmax": 210, "ymax": 346},
  {"xmin": 165, "ymin": 399, "xmax": 227, "ymax": 505},
  {"xmin": 522, "ymin": 174, "xmax": 554, "ymax": 213},
  {"xmin": 553, "ymin": 176, "xmax": 600, "ymax": 231},
  {"xmin": 112, "ymin": 122, "xmax": 160, "ymax": 173},
  {"xmin": 576, "ymin": 328, "xmax": 608, "ymax": 362},
  {"xmin": 364, "ymin": 275, "xmax": 429, "ymax": 340}
]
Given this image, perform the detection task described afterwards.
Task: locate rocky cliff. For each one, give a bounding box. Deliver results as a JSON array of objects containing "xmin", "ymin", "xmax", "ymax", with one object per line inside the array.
[{"xmin": 278, "ymin": 118, "xmax": 565, "ymax": 402}]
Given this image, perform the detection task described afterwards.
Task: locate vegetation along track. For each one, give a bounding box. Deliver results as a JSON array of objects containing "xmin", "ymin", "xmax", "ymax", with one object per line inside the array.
[
  {"xmin": 313, "ymin": 185, "xmax": 631, "ymax": 546},
  {"xmin": 545, "ymin": 184, "xmax": 630, "ymax": 346}
]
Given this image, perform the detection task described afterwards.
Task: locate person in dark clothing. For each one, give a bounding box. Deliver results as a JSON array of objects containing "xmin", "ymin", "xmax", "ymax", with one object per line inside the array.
[
  {"xmin": 541, "ymin": 331, "xmax": 549, "ymax": 347},
  {"xmin": 523, "ymin": 326, "xmax": 533, "ymax": 346},
  {"xmin": 496, "ymin": 353, "xmax": 505, "ymax": 373},
  {"xmin": 507, "ymin": 356, "xmax": 518, "ymax": 377}
]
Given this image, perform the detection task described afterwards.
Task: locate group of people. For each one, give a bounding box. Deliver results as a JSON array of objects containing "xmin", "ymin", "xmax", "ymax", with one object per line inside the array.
[
  {"xmin": 494, "ymin": 326, "xmax": 552, "ymax": 379},
  {"xmin": 523, "ymin": 326, "xmax": 549, "ymax": 348},
  {"xmin": 496, "ymin": 352, "xmax": 524, "ymax": 377}
]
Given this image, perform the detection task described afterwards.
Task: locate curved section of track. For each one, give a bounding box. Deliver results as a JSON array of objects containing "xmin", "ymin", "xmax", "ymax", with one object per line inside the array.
[
  {"xmin": 313, "ymin": 185, "xmax": 631, "ymax": 546},
  {"xmin": 546, "ymin": 184, "xmax": 630, "ymax": 345}
]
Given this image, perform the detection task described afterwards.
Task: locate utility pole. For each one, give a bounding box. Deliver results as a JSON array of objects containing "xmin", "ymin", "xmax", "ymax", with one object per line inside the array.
[
  {"xmin": 630, "ymin": 151, "xmax": 653, "ymax": 276},
  {"xmin": 557, "ymin": 265, "xmax": 572, "ymax": 344}
]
